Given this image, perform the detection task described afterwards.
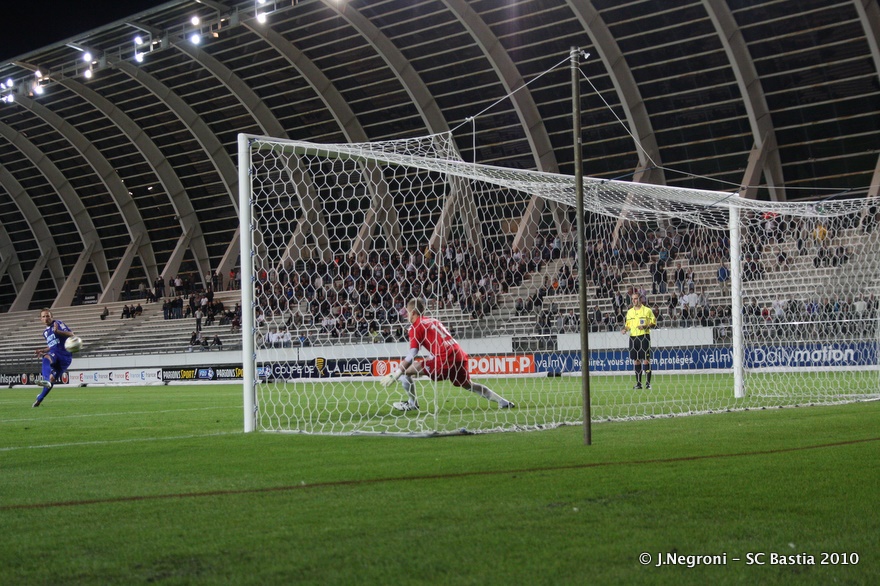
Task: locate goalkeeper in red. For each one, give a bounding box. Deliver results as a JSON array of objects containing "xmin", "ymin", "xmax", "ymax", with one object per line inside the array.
[
  {"xmin": 622, "ymin": 293, "xmax": 656, "ymax": 389},
  {"xmin": 381, "ymin": 297, "xmax": 515, "ymax": 411},
  {"xmin": 32, "ymin": 308, "xmax": 76, "ymax": 407}
]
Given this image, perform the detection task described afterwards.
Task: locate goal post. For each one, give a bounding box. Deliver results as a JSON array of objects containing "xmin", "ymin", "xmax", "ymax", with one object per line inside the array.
[
  {"xmin": 239, "ymin": 131, "xmax": 880, "ymax": 434},
  {"xmin": 240, "ymin": 133, "xmax": 257, "ymax": 433}
]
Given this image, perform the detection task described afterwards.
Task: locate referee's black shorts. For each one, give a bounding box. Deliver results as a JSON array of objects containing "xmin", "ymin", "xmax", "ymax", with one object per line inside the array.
[{"xmin": 629, "ymin": 335, "xmax": 651, "ymax": 361}]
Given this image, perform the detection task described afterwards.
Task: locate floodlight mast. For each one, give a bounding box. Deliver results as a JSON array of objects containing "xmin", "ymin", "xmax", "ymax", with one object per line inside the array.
[{"xmin": 572, "ymin": 47, "xmax": 592, "ymax": 445}]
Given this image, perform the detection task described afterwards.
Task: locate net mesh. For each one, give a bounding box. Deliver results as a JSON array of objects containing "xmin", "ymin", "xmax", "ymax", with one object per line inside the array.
[{"xmin": 242, "ymin": 132, "xmax": 880, "ymax": 434}]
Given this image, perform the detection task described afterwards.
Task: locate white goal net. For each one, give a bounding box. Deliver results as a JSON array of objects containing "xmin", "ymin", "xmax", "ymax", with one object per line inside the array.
[{"xmin": 239, "ymin": 132, "xmax": 880, "ymax": 435}]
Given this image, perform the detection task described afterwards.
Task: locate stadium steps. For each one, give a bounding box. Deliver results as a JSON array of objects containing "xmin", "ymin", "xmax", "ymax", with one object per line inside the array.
[
  {"xmin": 96, "ymin": 291, "xmax": 243, "ymax": 354},
  {"xmin": 0, "ymin": 300, "xmax": 162, "ymax": 364}
]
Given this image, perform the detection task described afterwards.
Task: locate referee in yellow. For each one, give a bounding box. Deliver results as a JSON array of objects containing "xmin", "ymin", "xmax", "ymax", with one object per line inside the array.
[{"xmin": 622, "ymin": 292, "xmax": 657, "ymax": 389}]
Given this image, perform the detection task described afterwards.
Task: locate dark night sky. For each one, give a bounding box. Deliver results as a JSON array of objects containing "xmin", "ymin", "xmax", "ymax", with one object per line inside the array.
[{"xmin": 1, "ymin": 1, "xmax": 171, "ymax": 62}]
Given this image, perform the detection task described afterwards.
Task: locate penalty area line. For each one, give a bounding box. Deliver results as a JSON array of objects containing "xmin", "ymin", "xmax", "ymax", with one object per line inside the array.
[
  {"xmin": 2, "ymin": 436, "xmax": 877, "ymax": 511},
  {"xmin": 0, "ymin": 430, "xmax": 239, "ymax": 453},
  {"xmin": 0, "ymin": 406, "xmax": 234, "ymax": 425}
]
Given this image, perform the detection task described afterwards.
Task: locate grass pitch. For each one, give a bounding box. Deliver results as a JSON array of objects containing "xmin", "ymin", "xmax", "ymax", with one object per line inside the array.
[{"xmin": 1, "ymin": 383, "xmax": 877, "ymax": 585}]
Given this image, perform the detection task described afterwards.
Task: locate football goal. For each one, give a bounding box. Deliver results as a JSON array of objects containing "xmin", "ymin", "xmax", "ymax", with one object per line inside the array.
[{"xmin": 238, "ymin": 132, "xmax": 880, "ymax": 435}]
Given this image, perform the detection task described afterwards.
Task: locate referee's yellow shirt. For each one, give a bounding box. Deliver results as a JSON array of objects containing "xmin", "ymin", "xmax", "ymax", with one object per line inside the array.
[{"xmin": 625, "ymin": 306, "xmax": 656, "ymax": 337}]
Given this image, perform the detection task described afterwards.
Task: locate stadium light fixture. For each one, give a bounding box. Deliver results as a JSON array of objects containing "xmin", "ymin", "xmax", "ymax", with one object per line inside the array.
[
  {"xmin": 83, "ymin": 52, "xmax": 93, "ymax": 63},
  {"xmin": 190, "ymin": 33, "xmax": 201, "ymax": 45},
  {"xmin": 84, "ymin": 69, "xmax": 93, "ymax": 79},
  {"xmin": 256, "ymin": 12, "xmax": 267, "ymax": 23},
  {"xmin": 191, "ymin": 16, "xmax": 201, "ymax": 26}
]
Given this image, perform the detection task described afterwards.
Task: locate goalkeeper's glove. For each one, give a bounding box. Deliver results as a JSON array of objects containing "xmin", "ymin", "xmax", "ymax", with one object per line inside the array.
[{"xmin": 380, "ymin": 370, "xmax": 404, "ymax": 387}]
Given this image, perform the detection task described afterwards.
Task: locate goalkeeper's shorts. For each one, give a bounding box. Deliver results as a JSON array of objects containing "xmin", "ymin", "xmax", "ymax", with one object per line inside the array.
[{"xmin": 424, "ymin": 357, "xmax": 470, "ymax": 388}]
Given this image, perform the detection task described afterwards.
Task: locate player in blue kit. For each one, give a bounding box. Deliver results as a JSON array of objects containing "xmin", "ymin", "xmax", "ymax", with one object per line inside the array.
[{"xmin": 32, "ymin": 308, "xmax": 76, "ymax": 407}]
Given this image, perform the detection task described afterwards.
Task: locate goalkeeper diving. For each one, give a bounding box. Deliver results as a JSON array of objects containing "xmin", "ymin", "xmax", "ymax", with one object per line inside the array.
[{"xmin": 381, "ymin": 297, "xmax": 515, "ymax": 411}]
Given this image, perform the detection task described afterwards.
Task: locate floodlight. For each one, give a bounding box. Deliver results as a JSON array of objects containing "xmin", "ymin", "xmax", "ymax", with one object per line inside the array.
[
  {"xmin": 135, "ymin": 52, "xmax": 144, "ymax": 63},
  {"xmin": 84, "ymin": 69, "xmax": 93, "ymax": 79},
  {"xmin": 191, "ymin": 16, "xmax": 200, "ymax": 26},
  {"xmin": 83, "ymin": 52, "xmax": 92, "ymax": 63},
  {"xmin": 190, "ymin": 33, "xmax": 201, "ymax": 45},
  {"xmin": 257, "ymin": 12, "xmax": 267, "ymax": 23}
]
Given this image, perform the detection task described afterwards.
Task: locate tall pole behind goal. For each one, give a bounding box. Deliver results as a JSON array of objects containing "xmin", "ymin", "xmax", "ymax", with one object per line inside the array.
[
  {"xmin": 572, "ymin": 47, "xmax": 591, "ymax": 445},
  {"xmin": 239, "ymin": 134, "xmax": 256, "ymax": 433}
]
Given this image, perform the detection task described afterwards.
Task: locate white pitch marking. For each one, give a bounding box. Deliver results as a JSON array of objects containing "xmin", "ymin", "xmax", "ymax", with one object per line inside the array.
[
  {"xmin": 0, "ymin": 430, "xmax": 240, "ymax": 452},
  {"xmin": 0, "ymin": 406, "xmax": 233, "ymax": 425}
]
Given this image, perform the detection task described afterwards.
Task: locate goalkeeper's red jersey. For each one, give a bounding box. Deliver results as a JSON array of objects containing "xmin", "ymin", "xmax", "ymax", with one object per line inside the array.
[{"xmin": 409, "ymin": 316, "xmax": 468, "ymax": 364}]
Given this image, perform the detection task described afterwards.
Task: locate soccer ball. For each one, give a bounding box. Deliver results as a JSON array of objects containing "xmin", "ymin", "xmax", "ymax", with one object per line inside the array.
[{"xmin": 65, "ymin": 336, "xmax": 83, "ymax": 353}]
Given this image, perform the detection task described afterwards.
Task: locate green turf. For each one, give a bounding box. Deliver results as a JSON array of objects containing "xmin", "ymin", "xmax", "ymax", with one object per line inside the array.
[
  {"xmin": 1, "ymin": 384, "xmax": 877, "ymax": 585},
  {"xmin": 255, "ymin": 371, "xmax": 879, "ymax": 434}
]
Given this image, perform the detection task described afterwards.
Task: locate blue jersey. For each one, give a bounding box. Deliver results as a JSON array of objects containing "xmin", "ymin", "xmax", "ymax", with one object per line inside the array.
[{"xmin": 44, "ymin": 319, "xmax": 73, "ymax": 359}]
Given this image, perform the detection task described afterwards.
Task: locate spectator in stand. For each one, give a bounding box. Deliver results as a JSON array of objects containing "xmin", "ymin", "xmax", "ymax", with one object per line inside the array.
[
  {"xmin": 771, "ymin": 298, "xmax": 786, "ymax": 322},
  {"xmin": 651, "ymin": 258, "xmax": 667, "ymax": 294},
  {"xmin": 775, "ymin": 246, "xmax": 790, "ymax": 270},
  {"xmin": 210, "ymin": 334, "xmax": 223, "ymax": 349},
  {"xmin": 590, "ymin": 306, "xmax": 603, "ymax": 332},
  {"xmin": 814, "ymin": 243, "xmax": 830, "ymax": 268},
  {"xmin": 667, "ymin": 292, "xmax": 679, "ymax": 316},
  {"xmin": 682, "ymin": 286, "xmax": 700, "ymax": 321},
  {"xmin": 831, "ymin": 246, "xmax": 851, "ymax": 267},
  {"xmin": 684, "ymin": 267, "xmax": 695, "ymax": 292},
  {"xmin": 744, "ymin": 299, "xmax": 761, "ymax": 322},
  {"xmin": 121, "ymin": 304, "xmax": 131, "ymax": 319},
  {"xmin": 674, "ymin": 262, "xmax": 687, "ymax": 295},
  {"xmin": 717, "ymin": 260, "xmax": 730, "ymax": 295},
  {"xmin": 564, "ymin": 309, "xmax": 579, "ymax": 333},
  {"xmin": 100, "ymin": 306, "xmax": 110, "ymax": 321},
  {"xmin": 853, "ymin": 295, "xmax": 868, "ymax": 318}
]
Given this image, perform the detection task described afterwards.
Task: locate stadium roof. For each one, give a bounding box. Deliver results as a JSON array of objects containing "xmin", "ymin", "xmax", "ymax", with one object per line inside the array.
[{"xmin": 0, "ymin": 0, "xmax": 878, "ymax": 311}]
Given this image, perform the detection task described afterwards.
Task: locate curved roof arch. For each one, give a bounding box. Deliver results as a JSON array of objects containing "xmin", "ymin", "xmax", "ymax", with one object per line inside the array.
[
  {"xmin": 0, "ymin": 121, "xmax": 101, "ymax": 294},
  {"xmin": 0, "ymin": 0, "xmax": 876, "ymax": 311}
]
